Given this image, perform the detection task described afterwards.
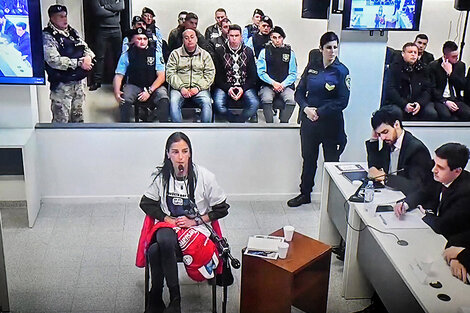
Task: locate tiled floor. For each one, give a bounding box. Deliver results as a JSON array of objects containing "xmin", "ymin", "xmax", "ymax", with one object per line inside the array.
[{"xmin": 1, "ymin": 200, "xmax": 370, "ymax": 313}]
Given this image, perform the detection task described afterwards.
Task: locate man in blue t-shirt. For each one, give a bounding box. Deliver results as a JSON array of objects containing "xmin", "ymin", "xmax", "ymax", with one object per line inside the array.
[{"xmin": 113, "ymin": 27, "xmax": 169, "ymax": 122}]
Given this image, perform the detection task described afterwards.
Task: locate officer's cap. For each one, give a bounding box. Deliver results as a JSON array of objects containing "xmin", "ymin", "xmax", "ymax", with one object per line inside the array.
[
  {"xmin": 48, "ymin": 4, "xmax": 67, "ymax": 18},
  {"xmin": 271, "ymin": 26, "xmax": 286, "ymax": 38},
  {"xmin": 253, "ymin": 8, "xmax": 264, "ymax": 17},
  {"xmin": 141, "ymin": 7, "xmax": 155, "ymax": 17},
  {"xmin": 260, "ymin": 15, "xmax": 273, "ymax": 28},
  {"xmin": 127, "ymin": 27, "xmax": 147, "ymax": 40},
  {"xmin": 132, "ymin": 16, "xmax": 144, "ymax": 25}
]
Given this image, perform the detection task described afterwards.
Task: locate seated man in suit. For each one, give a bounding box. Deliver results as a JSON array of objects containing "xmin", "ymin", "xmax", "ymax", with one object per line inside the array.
[
  {"xmin": 384, "ymin": 42, "xmax": 438, "ymax": 120},
  {"xmin": 443, "ymin": 230, "xmax": 470, "ymax": 284},
  {"xmin": 429, "ymin": 41, "xmax": 470, "ymax": 121},
  {"xmin": 395, "ymin": 142, "xmax": 470, "ymax": 239},
  {"xmin": 366, "ymin": 105, "xmax": 433, "ymax": 195}
]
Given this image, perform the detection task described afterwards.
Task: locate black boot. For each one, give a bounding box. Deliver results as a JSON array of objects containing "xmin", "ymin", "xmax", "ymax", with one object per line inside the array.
[
  {"xmin": 287, "ymin": 194, "xmax": 311, "ymax": 207},
  {"xmin": 146, "ymin": 288, "xmax": 166, "ymax": 313},
  {"xmin": 164, "ymin": 285, "xmax": 181, "ymax": 313}
]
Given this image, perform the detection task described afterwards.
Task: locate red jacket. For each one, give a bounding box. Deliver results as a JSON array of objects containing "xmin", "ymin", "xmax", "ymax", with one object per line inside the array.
[{"xmin": 136, "ymin": 215, "xmax": 223, "ymax": 281}]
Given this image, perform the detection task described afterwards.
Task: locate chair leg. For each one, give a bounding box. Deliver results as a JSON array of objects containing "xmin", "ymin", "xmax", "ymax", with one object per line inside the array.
[
  {"xmin": 145, "ymin": 264, "xmax": 150, "ymax": 308},
  {"xmin": 134, "ymin": 103, "xmax": 139, "ymax": 122},
  {"xmin": 211, "ymin": 278, "xmax": 217, "ymax": 313}
]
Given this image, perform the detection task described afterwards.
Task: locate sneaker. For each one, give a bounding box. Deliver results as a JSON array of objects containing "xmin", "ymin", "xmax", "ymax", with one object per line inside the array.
[{"xmin": 287, "ymin": 194, "xmax": 311, "ymax": 207}]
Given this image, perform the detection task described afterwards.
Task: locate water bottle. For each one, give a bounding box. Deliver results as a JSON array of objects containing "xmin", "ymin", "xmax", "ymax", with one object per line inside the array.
[
  {"xmin": 364, "ymin": 180, "xmax": 375, "ymax": 216},
  {"xmin": 364, "ymin": 181, "xmax": 374, "ymax": 203}
]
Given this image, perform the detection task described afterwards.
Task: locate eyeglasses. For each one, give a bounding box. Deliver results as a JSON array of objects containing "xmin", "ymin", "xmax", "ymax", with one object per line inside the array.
[{"xmin": 178, "ymin": 17, "xmax": 185, "ymax": 21}]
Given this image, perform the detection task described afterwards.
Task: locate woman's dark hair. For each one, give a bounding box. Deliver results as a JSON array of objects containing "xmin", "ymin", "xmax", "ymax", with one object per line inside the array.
[
  {"xmin": 157, "ymin": 132, "xmax": 196, "ymax": 201},
  {"xmin": 319, "ymin": 31, "xmax": 339, "ymax": 48},
  {"xmin": 435, "ymin": 143, "xmax": 469, "ymax": 170}
]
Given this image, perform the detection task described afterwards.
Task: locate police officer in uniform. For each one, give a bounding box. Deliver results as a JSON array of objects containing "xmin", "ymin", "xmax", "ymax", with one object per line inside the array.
[
  {"xmin": 288, "ymin": 31, "xmax": 351, "ymax": 207},
  {"xmin": 242, "ymin": 8, "xmax": 264, "ymax": 45},
  {"xmin": 257, "ymin": 26, "xmax": 297, "ymax": 123},
  {"xmin": 113, "ymin": 27, "xmax": 169, "ymax": 123},
  {"xmin": 43, "ymin": 5, "xmax": 95, "ymax": 123},
  {"xmin": 246, "ymin": 15, "xmax": 272, "ymax": 58}
]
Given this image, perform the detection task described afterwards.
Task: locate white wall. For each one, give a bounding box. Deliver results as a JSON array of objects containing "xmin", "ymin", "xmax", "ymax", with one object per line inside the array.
[{"xmin": 36, "ymin": 127, "xmax": 303, "ymax": 200}]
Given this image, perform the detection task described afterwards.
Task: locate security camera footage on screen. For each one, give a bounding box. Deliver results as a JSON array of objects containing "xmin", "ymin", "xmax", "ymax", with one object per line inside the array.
[
  {"xmin": 0, "ymin": 1, "xmax": 34, "ymax": 79},
  {"xmin": 349, "ymin": 0, "xmax": 417, "ymax": 30}
]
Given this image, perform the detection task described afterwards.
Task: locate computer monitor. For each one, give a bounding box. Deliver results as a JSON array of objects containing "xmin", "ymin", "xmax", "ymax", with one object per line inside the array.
[
  {"xmin": 0, "ymin": 0, "xmax": 45, "ymax": 85},
  {"xmin": 342, "ymin": 0, "xmax": 423, "ymax": 31}
]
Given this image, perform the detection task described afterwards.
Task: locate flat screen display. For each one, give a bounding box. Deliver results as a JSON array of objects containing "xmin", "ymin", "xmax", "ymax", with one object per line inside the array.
[
  {"xmin": 342, "ymin": 0, "xmax": 423, "ymax": 31},
  {"xmin": 0, "ymin": 0, "xmax": 45, "ymax": 84}
]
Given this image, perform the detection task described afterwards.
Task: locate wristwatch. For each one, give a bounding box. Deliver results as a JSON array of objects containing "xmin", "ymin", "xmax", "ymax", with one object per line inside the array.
[{"xmin": 147, "ymin": 86, "xmax": 153, "ymax": 95}]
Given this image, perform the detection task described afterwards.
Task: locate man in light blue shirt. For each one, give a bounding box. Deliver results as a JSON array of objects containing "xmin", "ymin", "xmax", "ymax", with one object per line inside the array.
[
  {"xmin": 114, "ymin": 27, "xmax": 169, "ymax": 122},
  {"xmin": 256, "ymin": 26, "xmax": 297, "ymax": 123}
]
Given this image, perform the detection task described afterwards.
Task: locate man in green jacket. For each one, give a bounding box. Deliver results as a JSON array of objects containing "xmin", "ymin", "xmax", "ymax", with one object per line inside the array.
[{"xmin": 166, "ymin": 28, "xmax": 215, "ymax": 122}]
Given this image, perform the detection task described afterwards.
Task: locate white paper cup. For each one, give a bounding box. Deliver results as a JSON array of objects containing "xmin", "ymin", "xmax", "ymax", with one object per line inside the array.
[
  {"xmin": 283, "ymin": 225, "xmax": 295, "ymax": 242},
  {"xmin": 420, "ymin": 257, "xmax": 434, "ymax": 275},
  {"xmin": 278, "ymin": 242, "xmax": 289, "ymax": 259}
]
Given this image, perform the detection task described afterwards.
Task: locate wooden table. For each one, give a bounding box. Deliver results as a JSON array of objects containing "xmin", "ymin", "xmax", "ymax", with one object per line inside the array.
[{"xmin": 240, "ymin": 229, "xmax": 331, "ymax": 313}]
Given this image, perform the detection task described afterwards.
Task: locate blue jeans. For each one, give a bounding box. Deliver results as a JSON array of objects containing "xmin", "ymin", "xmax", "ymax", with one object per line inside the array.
[
  {"xmin": 213, "ymin": 88, "xmax": 259, "ymax": 122},
  {"xmin": 170, "ymin": 89, "xmax": 212, "ymax": 122}
]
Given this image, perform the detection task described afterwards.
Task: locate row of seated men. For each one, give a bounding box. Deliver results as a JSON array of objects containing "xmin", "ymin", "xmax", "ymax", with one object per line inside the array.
[
  {"xmin": 383, "ymin": 34, "xmax": 470, "ymax": 121},
  {"xmin": 113, "ymin": 8, "xmax": 297, "ymax": 123}
]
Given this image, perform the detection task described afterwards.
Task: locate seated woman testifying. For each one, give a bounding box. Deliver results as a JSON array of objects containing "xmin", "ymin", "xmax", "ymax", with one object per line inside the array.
[{"xmin": 137, "ymin": 132, "xmax": 230, "ymax": 313}]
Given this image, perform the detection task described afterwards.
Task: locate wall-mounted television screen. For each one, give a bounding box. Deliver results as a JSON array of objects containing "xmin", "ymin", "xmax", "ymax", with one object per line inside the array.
[
  {"xmin": 0, "ymin": 0, "xmax": 45, "ymax": 85},
  {"xmin": 342, "ymin": 0, "xmax": 423, "ymax": 31}
]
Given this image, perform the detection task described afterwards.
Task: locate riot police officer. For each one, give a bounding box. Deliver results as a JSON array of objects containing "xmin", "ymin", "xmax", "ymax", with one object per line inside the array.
[
  {"xmin": 287, "ymin": 31, "xmax": 351, "ymax": 207},
  {"xmin": 43, "ymin": 4, "xmax": 95, "ymax": 123}
]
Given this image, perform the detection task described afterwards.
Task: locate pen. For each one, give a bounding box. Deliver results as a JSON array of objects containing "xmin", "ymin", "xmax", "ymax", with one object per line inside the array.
[{"xmin": 379, "ymin": 214, "xmax": 387, "ymax": 225}]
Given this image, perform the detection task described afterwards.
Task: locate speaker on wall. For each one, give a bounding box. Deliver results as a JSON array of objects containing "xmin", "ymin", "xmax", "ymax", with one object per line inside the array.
[
  {"xmin": 302, "ymin": 0, "xmax": 331, "ymax": 19},
  {"xmin": 455, "ymin": 0, "xmax": 470, "ymax": 11}
]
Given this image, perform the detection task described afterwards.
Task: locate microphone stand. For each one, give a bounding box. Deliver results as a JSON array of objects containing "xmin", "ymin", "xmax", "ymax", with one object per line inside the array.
[
  {"xmin": 348, "ymin": 168, "xmax": 404, "ymax": 203},
  {"xmin": 185, "ymin": 202, "xmax": 240, "ymax": 313}
]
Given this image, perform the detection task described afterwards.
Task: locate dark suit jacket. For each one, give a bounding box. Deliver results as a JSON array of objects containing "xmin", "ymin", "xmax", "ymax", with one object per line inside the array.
[
  {"xmin": 366, "ymin": 130, "xmax": 433, "ymax": 195},
  {"xmin": 447, "ymin": 230, "xmax": 470, "ymax": 269},
  {"xmin": 384, "ymin": 57, "xmax": 431, "ymax": 109},
  {"xmin": 429, "ymin": 58, "xmax": 466, "ymax": 103},
  {"xmin": 420, "ymin": 50, "xmax": 435, "ymax": 65},
  {"xmin": 407, "ymin": 170, "xmax": 470, "ymax": 239}
]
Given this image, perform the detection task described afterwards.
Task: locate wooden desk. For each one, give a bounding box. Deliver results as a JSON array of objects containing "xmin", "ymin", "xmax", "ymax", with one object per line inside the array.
[{"xmin": 240, "ymin": 229, "xmax": 331, "ymax": 313}]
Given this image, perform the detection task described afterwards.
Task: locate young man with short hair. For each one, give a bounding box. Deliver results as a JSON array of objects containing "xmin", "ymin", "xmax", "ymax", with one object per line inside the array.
[
  {"xmin": 414, "ymin": 33, "xmax": 434, "ymax": 65},
  {"xmin": 396, "ymin": 142, "xmax": 470, "ymax": 238},
  {"xmin": 213, "ymin": 24, "xmax": 259, "ymax": 122},
  {"xmin": 204, "ymin": 8, "xmax": 227, "ymax": 40},
  {"xmin": 246, "ymin": 15, "xmax": 272, "ymax": 58},
  {"xmin": 242, "ymin": 8, "xmax": 264, "ymax": 45},
  {"xmin": 429, "ymin": 41, "xmax": 470, "ymax": 121},
  {"xmin": 257, "ymin": 26, "xmax": 297, "ymax": 123},
  {"xmin": 167, "ymin": 12, "xmax": 209, "ymax": 53},
  {"xmin": 366, "ymin": 105, "xmax": 433, "ymax": 195},
  {"xmin": 385, "ymin": 42, "xmax": 438, "ymax": 120}
]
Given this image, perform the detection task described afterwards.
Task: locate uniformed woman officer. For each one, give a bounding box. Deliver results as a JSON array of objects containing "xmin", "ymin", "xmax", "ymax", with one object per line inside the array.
[{"xmin": 287, "ymin": 31, "xmax": 351, "ymax": 207}]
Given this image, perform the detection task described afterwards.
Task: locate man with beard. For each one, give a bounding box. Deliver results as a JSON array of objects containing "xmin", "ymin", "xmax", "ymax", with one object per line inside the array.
[{"xmin": 366, "ymin": 105, "xmax": 433, "ymax": 196}]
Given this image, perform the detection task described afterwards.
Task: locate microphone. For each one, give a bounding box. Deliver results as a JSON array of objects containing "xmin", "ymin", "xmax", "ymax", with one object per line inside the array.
[
  {"xmin": 178, "ymin": 164, "xmax": 184, "ymax": 174},
  {"xmin": 348, "ymin": 168, "xmax": 404, "ymax": 203}
]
